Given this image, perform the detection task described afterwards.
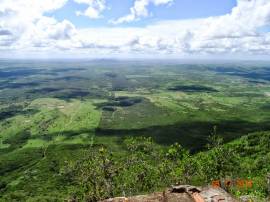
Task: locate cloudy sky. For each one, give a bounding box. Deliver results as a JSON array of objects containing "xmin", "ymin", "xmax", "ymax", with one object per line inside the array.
[{"xmin": 0, "ymin": 0, "xmax": 270, "ymax": 59}]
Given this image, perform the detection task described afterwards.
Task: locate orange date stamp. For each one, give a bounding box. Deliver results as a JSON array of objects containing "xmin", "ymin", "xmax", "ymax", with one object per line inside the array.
[{"xmin": 212, "ymin": 179, "xmax": 253, "ymax": 189}]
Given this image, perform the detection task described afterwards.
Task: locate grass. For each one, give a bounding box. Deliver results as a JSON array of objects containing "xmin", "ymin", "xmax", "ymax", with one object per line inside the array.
[
  {"xmin": 23, "ymin": 139, "xmax": 48, "ymax": 148},
  {"xmin": 0, "ymin": 98, "xmax": 102, "ymax": 151},
  {"xmin": 99, "ymin": 97, "xmax": 180, "ymax": 129}
]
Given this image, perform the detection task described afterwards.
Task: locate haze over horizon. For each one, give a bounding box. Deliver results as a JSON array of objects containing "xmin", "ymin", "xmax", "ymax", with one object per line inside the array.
[{"xmin": 1, "ymin": 0, "xmax": 270, "ymax": 59}]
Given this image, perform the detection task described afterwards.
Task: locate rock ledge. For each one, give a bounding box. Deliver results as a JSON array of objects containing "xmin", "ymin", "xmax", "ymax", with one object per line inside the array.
[{"xmin": 101, "ymin": 185, "xmax": 239, "ymax": 202}]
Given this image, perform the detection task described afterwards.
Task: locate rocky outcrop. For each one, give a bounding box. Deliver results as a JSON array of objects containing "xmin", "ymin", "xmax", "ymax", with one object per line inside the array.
[{"xmin": 101, "ymin": 185, "xmax": 239, "ymax": 202}]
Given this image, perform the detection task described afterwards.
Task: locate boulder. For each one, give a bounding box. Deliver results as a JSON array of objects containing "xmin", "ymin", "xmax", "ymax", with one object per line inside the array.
[{"xmin": 101, "ymin": 185, "xmax": 239, "ymax": 202}]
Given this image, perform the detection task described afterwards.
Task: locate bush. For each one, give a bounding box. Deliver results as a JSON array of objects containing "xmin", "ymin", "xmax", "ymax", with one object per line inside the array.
[{"xmin": 61, "ymin": 133, "xmax": 270, "ymax": 201}]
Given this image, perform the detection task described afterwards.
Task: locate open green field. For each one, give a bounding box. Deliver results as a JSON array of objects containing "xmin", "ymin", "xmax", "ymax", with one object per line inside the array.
[{"xmin": 0, "ymin": 60, "xmax": 270, "ymax": 200}]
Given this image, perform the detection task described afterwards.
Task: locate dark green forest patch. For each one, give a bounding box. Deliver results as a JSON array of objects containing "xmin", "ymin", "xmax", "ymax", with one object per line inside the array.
[
  {"xmin": 97, "ymin": 96, "xmax": 143, "ymax": 109},
  {"xmin": 104, "ymin": 72, "xmax": 117, "ymax": 78},
  {"xmin": 260, "ymin": 103, "xmax": 270, "ymax": 110},
  {"xmin": 53, "ymin": 90, "xmax": 91, "ymax": 100},
  {"xmin": 49, "ymin": 67, "xmax": 86, "ymax": 73},
  {"xmin": 3, "ymin": 131, "xmax": 31, "ymax": 151},
  {"xmin": 168, "ymin": 85, "xmax": 218, "ymax": 93},
  {"xmin": 0, "ymin": 105, "xmax": 38, "ymax": 121},
  {"xmin": 96, "ymin": 119, "xmax": 270, "ymax": 151},
  {"xmin": 0, "ymin": 69, "xmax": 44, "ymax": 78},
  {"xmin": 211, "ymin": 66, "xmax": 270, "ymax": 81},
  {"xmin": 0, "ymin": 81, "xmax": 40, "ymax": 90}
]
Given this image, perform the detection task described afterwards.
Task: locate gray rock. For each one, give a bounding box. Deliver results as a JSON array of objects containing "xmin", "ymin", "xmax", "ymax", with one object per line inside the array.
[{"xmin": 101, "ymin": 184, "xmax": 239, "ymax": 202}]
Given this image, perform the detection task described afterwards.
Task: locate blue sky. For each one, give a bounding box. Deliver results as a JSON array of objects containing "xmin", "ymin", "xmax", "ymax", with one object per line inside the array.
[
  {"xmin": 1, "ymin": 0, "xmax": 270, "ymax": 59},
  {"xmin": 48, "ymin": 0, "xmax": 236, "ymax": 28}
]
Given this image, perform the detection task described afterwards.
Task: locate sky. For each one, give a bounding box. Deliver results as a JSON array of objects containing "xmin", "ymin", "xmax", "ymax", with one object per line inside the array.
[{"xmin": 0, "ymin": 0, "xmax": 270, "ymax": 59}]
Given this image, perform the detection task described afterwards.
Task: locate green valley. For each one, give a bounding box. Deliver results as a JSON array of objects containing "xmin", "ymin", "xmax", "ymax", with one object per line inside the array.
[{"xmin": 0, "ymin": 60, "xmax": 270, "ymax": 201}]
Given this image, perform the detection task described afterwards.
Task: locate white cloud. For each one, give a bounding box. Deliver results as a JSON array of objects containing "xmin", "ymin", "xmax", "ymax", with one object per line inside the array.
[
  {"xmin": 0, "ymin": 0, "xmax": 68, "ymax": 22},
  {"xmin": 0, "ymin": 27, "xmax": 12, "ymax": 36},
  {"xmin": 1, "ymin": 0, "xmax": 270, "ymax": 58},
  {"xmin": 36, "ymin": 18, "xmax": 77, "ymax": 40},
  {"xmin": 0, "ymin": 0, "xmax": 76, "ymax": 51},
  {"xmin": 111, "ymin": 0, "xmax": 173, "ymax": 24},
  {"xmin": 74, "ymin": 0, "xmax": 106, "ymax": 19},
  {"xmin": 76, "ymin": 0, "xmax": 270, "ymax": 57}
]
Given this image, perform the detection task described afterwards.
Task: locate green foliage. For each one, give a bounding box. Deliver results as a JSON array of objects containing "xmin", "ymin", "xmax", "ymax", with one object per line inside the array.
[
  {"xmin": 200, "ymin": 127, "xmax": 241, "ymax": 181},
  {"xmin": 60, "ymin": 134, "xmax": 270, "ymax": 201},
  {"xmin": 61, "ymin": 147, "xmax": 117, "ymax": 201},
  {"xmin": 61, "ymin": 137, "xmax": 190, "ymax": 201},
  {"xmin": 1, "ymin": 62, "xmax": 270, "ymax": 201},
  {"xmin": 166, "ymin": 143, "xmax": 189, "ymax": 160},
  {"xmin": 123, "ymin": 136, "xmax": 154, "ymax": 153},
  {"xmin": 3, "ymin": 130, "xmax": 31, "ymax": 150}
]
